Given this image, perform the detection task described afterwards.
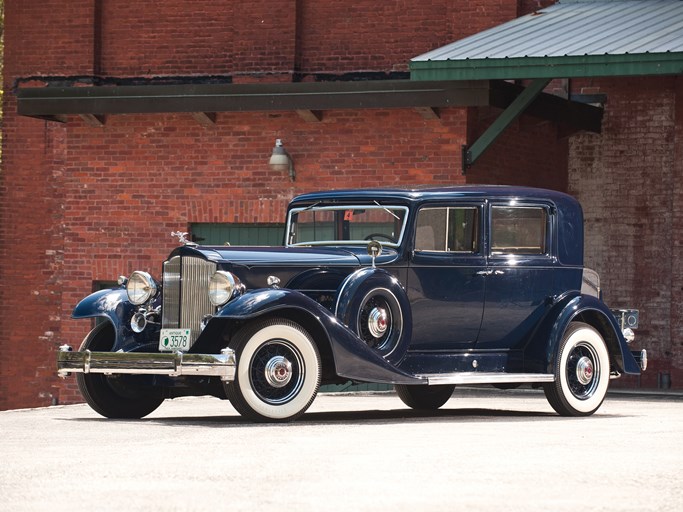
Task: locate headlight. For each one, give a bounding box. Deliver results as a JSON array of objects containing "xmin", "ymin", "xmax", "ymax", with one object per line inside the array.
[
  {"xmin": 126, "ymin": 271, "xmax": 158, "ymax": 305},
  {"xmin": 209, "ymin": 271, "xmax": 240, "ymax": 306}
]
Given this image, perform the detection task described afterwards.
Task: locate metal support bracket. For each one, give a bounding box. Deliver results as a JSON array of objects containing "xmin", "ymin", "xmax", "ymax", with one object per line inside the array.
[{"xmin": 462, "ymin": 78, "xmax": 551, "ymax": 174}]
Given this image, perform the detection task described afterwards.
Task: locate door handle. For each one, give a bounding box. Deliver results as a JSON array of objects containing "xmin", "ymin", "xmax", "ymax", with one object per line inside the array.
[{"xmin": 476, "ymin": 270, "xmax": 505, "ymax": 276}]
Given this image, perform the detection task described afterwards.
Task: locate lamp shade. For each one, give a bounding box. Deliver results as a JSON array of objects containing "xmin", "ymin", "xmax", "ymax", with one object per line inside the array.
[{"xmin": 269, "ymin": 139, "xmax": 290, "ymax": 171}]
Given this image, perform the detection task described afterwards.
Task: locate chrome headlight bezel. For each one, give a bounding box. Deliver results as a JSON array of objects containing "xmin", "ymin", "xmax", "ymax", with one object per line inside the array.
[
  {"xmin": 126, "ymin": 271, "xmax": 158, "ymax": 305},
  {"xmin": 209, "ymin": 271, "xmax": 240, "ymax": 306}
]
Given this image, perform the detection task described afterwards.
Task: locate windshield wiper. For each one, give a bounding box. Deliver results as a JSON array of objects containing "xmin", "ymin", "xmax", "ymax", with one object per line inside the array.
[
  {"xmin": 299, "ymin": 201, "xmax": 321, "ymax": 213},
  {"xmin": 374, "ymin": 200, "xmax": 400, "ymax": 220}
]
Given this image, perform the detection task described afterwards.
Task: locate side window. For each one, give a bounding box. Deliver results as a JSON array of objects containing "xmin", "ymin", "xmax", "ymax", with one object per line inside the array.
[
  {"xmin": 491, "ymin": 207, "xmax": 548, "ymax": 255},
  {"xmin": 415, "ymin": 207, "xmax": 478, "ymax": 253}
]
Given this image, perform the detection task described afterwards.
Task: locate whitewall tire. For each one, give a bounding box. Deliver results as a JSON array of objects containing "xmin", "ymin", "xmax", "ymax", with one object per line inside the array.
[
  {"xmin": 224, "ymin": 318, "xmax": 321, "ymax": 422},
  {"xmin": 544, "ymin": 322, "xmax": 610, "ymax": 416}
]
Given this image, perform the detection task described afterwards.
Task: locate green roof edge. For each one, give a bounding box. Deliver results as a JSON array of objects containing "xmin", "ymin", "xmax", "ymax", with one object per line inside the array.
[{"xmin": 410, "ymin": 52, "xmax": 683, "ymax": 80}]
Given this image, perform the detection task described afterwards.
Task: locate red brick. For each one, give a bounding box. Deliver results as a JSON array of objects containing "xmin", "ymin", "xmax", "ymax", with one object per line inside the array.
[{"xmin": 2, "ymin": 0, "xmax": 679, "ymax": 411}]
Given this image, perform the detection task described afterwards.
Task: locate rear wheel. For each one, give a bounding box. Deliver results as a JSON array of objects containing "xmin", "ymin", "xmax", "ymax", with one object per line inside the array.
[
  {"xmin": 395, "ymin": 384, "xmax": 455, "ymax": 410},
  {"xmin": 224, "ymin": 318, "xmax": 321, "ymax": 422},
  {"xmin": 544, "ymin": 322, "xmax": 610, "ymax": 416},
  {"xmin": 76, "ymin": 323, "xmax": 164, "ymax": 419}
]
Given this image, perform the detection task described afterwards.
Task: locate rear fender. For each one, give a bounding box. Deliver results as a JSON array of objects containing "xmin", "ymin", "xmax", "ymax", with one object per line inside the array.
[
  {"xmin": 208, "ymin": 288, "xmax": 421, "ymax": 384},
  {"xmin": 526, "ymin": 294, "xmax": 640, "ymax": 375}
]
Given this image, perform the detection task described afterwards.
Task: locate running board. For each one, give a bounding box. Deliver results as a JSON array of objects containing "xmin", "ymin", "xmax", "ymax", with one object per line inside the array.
[{"xmin": 417, "ymin": 372, "xmax": 555, "ymax": 386}]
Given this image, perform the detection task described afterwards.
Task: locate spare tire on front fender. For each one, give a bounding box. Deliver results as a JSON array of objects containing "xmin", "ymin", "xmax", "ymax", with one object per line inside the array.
[{"xmin": 334, "ymin": 267, "xmax": 411, "ymax": 365}]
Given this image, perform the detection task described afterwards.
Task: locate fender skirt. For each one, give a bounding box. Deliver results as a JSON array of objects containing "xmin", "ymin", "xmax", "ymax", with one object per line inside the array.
[{"xmin": 212, "ymin": 288, "xmax": 423, "ymax": 385}]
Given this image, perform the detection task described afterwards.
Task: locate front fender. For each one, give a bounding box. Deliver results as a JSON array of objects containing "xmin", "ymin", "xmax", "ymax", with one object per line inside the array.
[
  {"xmin": 210, "ymin": 288, "xmax": 421, "ymax": 384},
  {"xmin": 526, "ymin": 293, "xmax": 640, "ymax": 375},
  {"xmin": 72, "ymin": 288, "xmax": 134, "ymax": 329},
  {"xmin": 71, "ymin": 288, "xmax": 157, "ymax": 351}
]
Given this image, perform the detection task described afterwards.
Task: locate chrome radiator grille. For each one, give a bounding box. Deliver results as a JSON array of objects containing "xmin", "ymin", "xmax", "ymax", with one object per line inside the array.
[{"xmin": 162, "ymin": 256, "xmax": 217, "ymax": 345}]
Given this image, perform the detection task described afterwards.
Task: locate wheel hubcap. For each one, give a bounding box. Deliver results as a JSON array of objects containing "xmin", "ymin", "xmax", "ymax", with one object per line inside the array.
[
  {"xmin": 250, "ymin": 340, "xmax": 304, "ymax": 405},
  {"xmin": 368, "ymin": 307, "xmax": 388, "ymax": 338},
  {"xmin": 576, "ymin": 356, "xmax": 594, "ymax": 385},
  {"xmin": 264, "ymin": 356, "xmax": 293, "ymax": 388},
  {"xmin": 566, "ymin": 342, "xmax": 600, "ymax": 400}
]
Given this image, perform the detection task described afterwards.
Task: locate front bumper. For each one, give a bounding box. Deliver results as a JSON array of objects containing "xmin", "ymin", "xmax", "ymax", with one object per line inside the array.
[{"xmin": 57, "ymin": 345, "xmax": 236, "ymax": 381}]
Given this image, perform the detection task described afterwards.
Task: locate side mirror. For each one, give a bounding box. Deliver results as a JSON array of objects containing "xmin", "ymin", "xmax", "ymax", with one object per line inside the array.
[{"xmin": 367, "ymin": 240, "xmax": 382, "ymax": 268}]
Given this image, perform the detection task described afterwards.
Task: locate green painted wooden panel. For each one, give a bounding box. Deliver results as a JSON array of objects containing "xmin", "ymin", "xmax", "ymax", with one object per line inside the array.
[{"xmin": 191, "ymin": 223, "xmax": 284, "ymax": 246}]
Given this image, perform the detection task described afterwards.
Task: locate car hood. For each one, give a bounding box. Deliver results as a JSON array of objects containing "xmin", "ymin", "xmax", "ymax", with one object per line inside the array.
[{"xmin": 203, "ymin": 246, "xmax": 362, "ymax": 266}]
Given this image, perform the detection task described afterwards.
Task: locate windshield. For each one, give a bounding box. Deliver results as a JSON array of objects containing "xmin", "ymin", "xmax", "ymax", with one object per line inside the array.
[{"xmin": 286, "ymin": 204, "xmax": 409, "ymax": 247}]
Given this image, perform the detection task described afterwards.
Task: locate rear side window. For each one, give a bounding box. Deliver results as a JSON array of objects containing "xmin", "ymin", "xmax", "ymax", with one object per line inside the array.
[
  {"xmin": 415, "ymin": 207, "xmax": 478, "ymax": 253},
  {"xmin": 491, "ymin": 206, "xmax": 547, "ymax": 255}
]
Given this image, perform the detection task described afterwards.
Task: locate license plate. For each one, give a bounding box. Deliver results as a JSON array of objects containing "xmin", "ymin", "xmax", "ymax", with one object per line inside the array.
[{"xmin": 159, "ymin": 329, "xmax": 192, "ymax": 352}]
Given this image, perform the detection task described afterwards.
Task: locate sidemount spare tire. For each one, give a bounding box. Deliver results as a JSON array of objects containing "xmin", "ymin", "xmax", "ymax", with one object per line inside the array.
[{"xmin": 334, "ymin": 267, "xmax": 411, "ymax": 365}]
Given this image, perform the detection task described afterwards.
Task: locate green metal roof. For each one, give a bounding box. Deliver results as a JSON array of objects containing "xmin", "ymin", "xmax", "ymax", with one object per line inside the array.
[{"xmin": 411, "ymin": 0, "xmax": 683, "ymax": 80}]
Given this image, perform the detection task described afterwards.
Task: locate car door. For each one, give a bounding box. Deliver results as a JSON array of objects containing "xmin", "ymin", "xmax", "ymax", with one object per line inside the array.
[
  {"xmin": 475, "ymin": 202, "xmax": 557, "ymax": 350},
  {"xmin": 407, "ymin": 202, "xmax": 486, "ymax": 350}
]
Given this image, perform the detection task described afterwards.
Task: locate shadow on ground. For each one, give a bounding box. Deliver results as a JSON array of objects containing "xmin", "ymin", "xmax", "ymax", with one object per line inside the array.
[{"xmin": 56, "ymin": 404, "xmax": 627, "ymax": 428}]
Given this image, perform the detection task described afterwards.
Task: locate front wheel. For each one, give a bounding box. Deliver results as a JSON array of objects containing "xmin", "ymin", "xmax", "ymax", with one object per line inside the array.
[
  {"xmin": 543, "ymin": 322, "xmax": 610, "ymax": 416},
  {"xmin": 224, "ymin": 318, "xmax": 321, "ymax": 422},
  {"xmin": 76, "ymin": 323, "xmax": 164, "ymax": 419},
  {"xmin": 395, "ymin": 384, "xmax": 455, "ymax": 410}
]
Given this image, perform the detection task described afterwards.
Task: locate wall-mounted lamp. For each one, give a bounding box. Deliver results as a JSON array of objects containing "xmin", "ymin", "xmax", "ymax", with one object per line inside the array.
[{"xmin": 269, "ymin": 139, "xmax": 296, "ymax": 181}]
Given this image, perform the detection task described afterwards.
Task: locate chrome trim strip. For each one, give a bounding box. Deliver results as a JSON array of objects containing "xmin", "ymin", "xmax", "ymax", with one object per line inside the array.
[
  {"xmin": 57, "ymin": 346, "xmax": 236, "ymax": 381},
  {"xmin": 417, "ymin": 372, "xmax": 555, "ymax": 385}
]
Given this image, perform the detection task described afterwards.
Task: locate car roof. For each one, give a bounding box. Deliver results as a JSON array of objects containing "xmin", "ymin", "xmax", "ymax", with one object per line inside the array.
[
  {"xmin": 290, "ymin": 185, "xmax": 578, "ymax": 207},
  {"xmin": 289, "ymin": 185, "xmax": 584, "ymax": 266}
]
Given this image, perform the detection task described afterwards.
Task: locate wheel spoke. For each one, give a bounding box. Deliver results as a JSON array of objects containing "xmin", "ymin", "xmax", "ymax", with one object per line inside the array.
[{"xmin": 249, "ymin": 340, "xmax": 304, "ymax": 405}]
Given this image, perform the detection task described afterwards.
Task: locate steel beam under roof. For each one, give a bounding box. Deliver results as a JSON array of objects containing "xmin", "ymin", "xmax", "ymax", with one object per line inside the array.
[
  {"xmin": 17, "ymin": 80, "xmax": 490, "ymax": 119},
  {"xmin": 16, "ymin": 79, "xmax": 602, "ymax": 135}
]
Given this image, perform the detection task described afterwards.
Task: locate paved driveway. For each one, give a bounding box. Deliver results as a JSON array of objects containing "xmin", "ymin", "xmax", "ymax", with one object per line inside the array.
[{"xmin": 1, "ymin": 389, "xmax": 681, "ymax": 511}]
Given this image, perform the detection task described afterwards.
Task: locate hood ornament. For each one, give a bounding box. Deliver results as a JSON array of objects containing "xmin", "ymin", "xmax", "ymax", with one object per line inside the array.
[{"xmin": 171, "ymin": 231, "xmax": 197, "ymax": 246}]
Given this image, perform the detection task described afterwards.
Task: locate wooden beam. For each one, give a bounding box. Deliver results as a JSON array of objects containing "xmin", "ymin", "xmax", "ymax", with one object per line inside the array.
[
  {"xmin": 296, "ymin": 109, "xmax": 323, "ymax": 122},
  {"xmin": 79, "ymin": 114, "xmax": 105, "ymax": 127},
  {"xmin": 191, "ymin": 112, "xmax": 217, "ymax": 127},
  {"xmin": 490, "ymin": 81, "xmax": 603, "ymax": 134},
  {"xmin": 414, "ymin": 106, "xmax": 440, "ymax": 120},
  {"xmin": 463, "ymin": 78, "xmax": 551, "ymax": 173}
]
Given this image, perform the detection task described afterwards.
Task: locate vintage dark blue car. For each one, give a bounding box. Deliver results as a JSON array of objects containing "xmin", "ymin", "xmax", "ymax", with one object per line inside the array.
[{"xmin": 58, "ymin": 186, "xmax": 646, "ymax": 421}]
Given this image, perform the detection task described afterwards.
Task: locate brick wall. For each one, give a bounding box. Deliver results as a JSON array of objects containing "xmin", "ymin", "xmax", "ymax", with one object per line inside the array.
[
  {"xmin": 568, "ymin": 76, "xmax": 682, "ymax": 389},
  {"xmin": 3, "ymin": 104, "xmax": 471, "ymax": 407},
  {"xmin": 3, "ymin": 0, "xmax": 524, "ymax": 410},
  {"xmin": 2, "ymin": 0, "xmax": 676, "ymax": 409},
  {"xmin": 672, "ymin": 79, "xmax": 683, "ymax": 389},
  {"xmin": 298, "ymin": 0, "xmax": 518, "ymax": 74},
  {"xmin": 4, "ymin": 0, "xmax": 96, "ymax": 76},
  {"xmin": 464, "ymin": 107, "xmax": 569, "ymax": 190}
]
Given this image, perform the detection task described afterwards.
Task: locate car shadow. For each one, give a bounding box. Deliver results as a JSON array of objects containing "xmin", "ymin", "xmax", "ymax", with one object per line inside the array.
[{"xmin": 57, "ymin": 406, "xmax": 624, "ymax": 428}]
